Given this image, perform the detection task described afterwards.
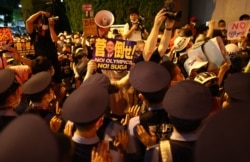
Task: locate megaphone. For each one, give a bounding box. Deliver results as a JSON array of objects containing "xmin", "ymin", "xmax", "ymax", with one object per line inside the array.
[{"xmin": 94, "ymin": 10, "xmax": 114, "ymax": 28}]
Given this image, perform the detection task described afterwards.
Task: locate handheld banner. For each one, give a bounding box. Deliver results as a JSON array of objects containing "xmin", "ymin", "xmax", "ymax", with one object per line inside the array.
[
  {"xmin": 83, "ymin": 18, "xmax": 98, "ymax": 37},
  {"xmin": 93, "ymin": 38, "xmax": 137, "ymax": 70},
  {"xmin": 0, "ymin": 27, "xmax": 13, "ymax": 50},
  {"xmin": 227, "ymin": 20, "xmax": 250, "ymax": 40},
  {"xmin": 188, "ymin": 36, "xmax": 230, "ymax": 71}
]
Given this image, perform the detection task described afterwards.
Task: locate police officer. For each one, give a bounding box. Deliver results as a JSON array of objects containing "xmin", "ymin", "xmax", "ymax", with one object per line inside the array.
[
  {"xmin": 22, "ymin": 71, "xmax": 64, "ymax": 132},
  {"xmin": 195, "ymin": 72, "xmax": 250, "ymax": 162},
  {"xmin": 143, "ymin": 80, "xmax": 213, "ymax": 162},
  {"xmin": 62, "ymin": 77, "xmax": 124, "ymax": 162},
  {"xmin": 0, "ymin": 69, "xmax": 21, "ymax": 131},
  {"xmin": 126, "ymin": 61, "xmax": 172, "ymax": 162},
  {"xmin": 0, "ymin": 114, "xmax": 61, "ymax": 162}
]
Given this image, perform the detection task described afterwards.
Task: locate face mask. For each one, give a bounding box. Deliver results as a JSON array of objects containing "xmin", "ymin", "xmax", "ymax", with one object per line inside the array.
[
  {"xmin": 42, "ymin": 24, "xmax": 48, "ymax": 30},
  {"xmin": 209, "ymin": 84, "xmax": 220, "ymax": 97},
  {"xmin": 131, "ymin": 19, "xmax": 139, "ymax": 24}
]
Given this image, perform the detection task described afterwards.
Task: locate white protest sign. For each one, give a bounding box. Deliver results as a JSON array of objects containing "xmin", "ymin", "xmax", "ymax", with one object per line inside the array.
[
  {"xmin": 188, "ymin": 37, "xmax": 230, "ymax": 72},
  {"xmin": 227, "ymin": 20, "xmax": 250, "ymax": 40},
  {"xmin": 203, "ymin": 37, "xmax": 226, "ymax": 71}
]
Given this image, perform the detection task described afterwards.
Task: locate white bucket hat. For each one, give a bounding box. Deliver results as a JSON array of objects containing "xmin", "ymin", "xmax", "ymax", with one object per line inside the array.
[{"xmin": 174, "ymin": 36, "xmax": 191, "ymax": 52}]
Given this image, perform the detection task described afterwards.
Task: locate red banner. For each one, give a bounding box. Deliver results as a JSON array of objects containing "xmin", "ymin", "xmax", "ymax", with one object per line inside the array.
[{"xmin": 0, "ymin": 27, "xmax": 13, "ymax": 48}]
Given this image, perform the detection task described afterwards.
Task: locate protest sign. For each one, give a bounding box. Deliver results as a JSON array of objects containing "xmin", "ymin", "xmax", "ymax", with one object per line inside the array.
[
  {"xmin": 227, "ymin": 20, "xmax": 250, "ymax": 40},
  {"xmin": 203, "ymin": 37, "xmax": 228, "ymax": 71},
  {"xmin": 188, "ymin": 42, "xmax": 207, "ymax": 62},
  {"xmin": 0, "ymin": 27, "xmax": 14, "ymax": 58},
  {"xmin": 0, "ymin": 27, "xmax": 13, "ymax": 49},
  {"xmin": 93, "ymin": 38, "xmax": 137, "ymax": 70},
  {"xmin": 15, "ymin": 40, "xmax": 35, "ymax": 56},
  {"xmin": 83, "ymin": 18, "xmax": 98, "ymax": 37},
  {"xmin": 188, "ymin": 37, "xmax": 230, "ymax": 71}
]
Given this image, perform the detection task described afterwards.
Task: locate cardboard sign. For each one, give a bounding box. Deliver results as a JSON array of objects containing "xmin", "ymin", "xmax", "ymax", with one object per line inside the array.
[
  {"xmin": 227, "ymin": 20, "xmax": 250, "ymax": 40},
  {"xmin": 93, "ymin": 38, "xmax": 137, "ymax": 70},
  {"xmin": 15, "ymin": 41, "xmax": 35, "ymax": 56},
  {"xmin": 83, "ymin": 18, "xmax": 98, "ymax": 37}
]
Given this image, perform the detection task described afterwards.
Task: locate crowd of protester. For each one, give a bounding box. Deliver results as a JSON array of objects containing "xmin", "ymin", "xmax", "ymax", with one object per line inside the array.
[{"xmin": 0, "ymin": 6, "xmax": 250, "ymax": 162}]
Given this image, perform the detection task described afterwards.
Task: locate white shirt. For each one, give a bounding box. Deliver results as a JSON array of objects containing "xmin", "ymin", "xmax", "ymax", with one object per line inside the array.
[{"xmin": 123, "ymin": 23, "xmax": 143, "ymax": 42}]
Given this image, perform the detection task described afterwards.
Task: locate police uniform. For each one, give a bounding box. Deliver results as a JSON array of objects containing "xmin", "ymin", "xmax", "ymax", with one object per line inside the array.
[
  {"xmin": 0, "ymin": 69, "xmax": 19, "ymax": 131},
  {"xmin": 144, "ymin": 80, "xmax": 213, "ymax": 162},
  {"xmin": 223, "ymin": 72, "xmax": 250, "ymax": 103},
  {"xmin": 195, "ymin": 72, "xmax": 250, "ymax": 162},
  {"xmin": 62, "ymin": 76, "xmax": 123, "ymax": 162},
  {"xmin": 127, "ymin": 61, "xmax": 172, "ymax": 162},
  {"xmin": 22, "ymin": 72, "xmax": 57, "ymax": 124},
  {"xmin": 0, "ymin": 114, "xmax": 59, "ymax": 162}
]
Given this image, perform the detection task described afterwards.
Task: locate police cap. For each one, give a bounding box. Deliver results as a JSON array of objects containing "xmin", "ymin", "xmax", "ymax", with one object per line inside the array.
[
  {"xmin": 129, "ymin": 61, "xmax": 171, "ymax": 93},
  {"xmin": 163, "ymin": 80, "xmax": 213, "ymax": 120},
  {"xmin": 195, "ymin": 102, "xmax": 250, "ymax": 162},
  {"xmin": 0, "ymin": 114, "xmax": 59, "ymax": 162},
  {"xmin": 0, "ymin": 69, "xmax": 15, "ymax": 94},
  {"xmin": 62, "ymin": 84, "xmax": 109, "ymax": 123},
  {"xmin": 81, "ymin": 73, "xmax": 110, "ymax": 91},
  {"xmin": 22, "ymin": 71, "xmax": 52, "ymax": 94},
  {"xmin": 224, "ymin": 72, "xmax": 250, "ymax": 101}
]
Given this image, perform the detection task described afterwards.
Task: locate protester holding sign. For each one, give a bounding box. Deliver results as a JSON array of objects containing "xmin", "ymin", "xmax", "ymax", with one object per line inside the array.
[
  {"xmin": 227, "ymin": 20, "xmax": 250, "ymax": 41},
  {"xmin": 93, "ymin": 37, "xmax": 136, "ymax": 71}
]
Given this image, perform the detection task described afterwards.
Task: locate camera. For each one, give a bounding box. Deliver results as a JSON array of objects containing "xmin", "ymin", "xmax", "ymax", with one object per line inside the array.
[
  {"xmin": 163, "ymin": 0, "xmax": 182, "ymax": 21},
  {"xmin": 148, "ymin": 123, "xmax": 173, "ymax": 141},
  {"xmin": 41, "ymin": 14, "xmax": 59, "ymax": 27},
  {"xmin": 41, "ymin": 14, "xmax": 49, "ymax": 25},
  {"xmin": 51, "ymin": 16, "xmax": 59, "ymax": 21},
  {"xmin": 134, "ymin": 15, "xmax": 145, "ymax": 31}
]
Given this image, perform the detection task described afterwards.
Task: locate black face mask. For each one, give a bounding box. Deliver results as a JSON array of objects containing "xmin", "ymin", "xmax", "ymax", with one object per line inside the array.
[{"xmin": 209, "ymin": 84, "xmax": 220, "ymax": 97}]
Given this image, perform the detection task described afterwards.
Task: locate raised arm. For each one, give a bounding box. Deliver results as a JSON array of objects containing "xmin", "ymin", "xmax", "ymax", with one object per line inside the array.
[
  {"xmin": 157, "ymin": 17, "xmax": 175, "ymax": 57},
  {"xmin": 26, "ymin": 11, "xmax": 50, "ymax": 34},
  {"xmin": 143, "ymin": 9, "xmax": 168, "ymax": 61},
  {"xmin": 48, "ymin": 17, "xmax": 58, "ymax": 43},
  {"xmin": 206, "ymin": 20, "xmax": 215, "ymax": 39}
]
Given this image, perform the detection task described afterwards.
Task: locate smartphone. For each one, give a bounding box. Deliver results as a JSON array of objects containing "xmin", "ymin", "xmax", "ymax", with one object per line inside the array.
[{"xmin": 206, "ymin": 21, "xmax": 209, "ymax": 26}]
